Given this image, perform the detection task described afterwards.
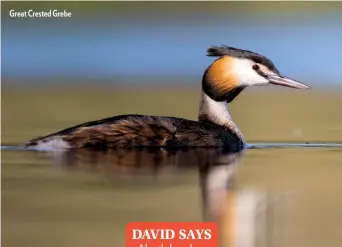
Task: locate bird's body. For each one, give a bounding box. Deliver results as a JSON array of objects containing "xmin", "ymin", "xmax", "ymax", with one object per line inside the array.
[
  {"xmin": 25, "ymin": 114, "xmax": 244, "ymax": 150},
  {"xmin": 25, "ymin": 45, "xmax": 309, "ymax": 151}
]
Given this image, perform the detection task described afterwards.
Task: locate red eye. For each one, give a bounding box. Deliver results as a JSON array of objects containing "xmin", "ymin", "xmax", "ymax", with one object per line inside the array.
[{"xmin": 252, "ymin": 64, "xmax": 260, "ymax": 70}]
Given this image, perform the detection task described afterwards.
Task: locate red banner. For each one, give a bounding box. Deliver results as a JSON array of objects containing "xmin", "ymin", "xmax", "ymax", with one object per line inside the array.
[{"xmin": 126, "ymin": 222, "xmax": 218, "ymax": 247}]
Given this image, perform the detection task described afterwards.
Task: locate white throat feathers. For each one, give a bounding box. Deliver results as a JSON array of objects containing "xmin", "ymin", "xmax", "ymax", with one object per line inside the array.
[{"xmin": 198, "ymin": 91, "xmax": 245, "ymax": 142}]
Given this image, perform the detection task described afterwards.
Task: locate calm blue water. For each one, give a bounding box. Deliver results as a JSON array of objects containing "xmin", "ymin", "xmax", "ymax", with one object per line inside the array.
[{"xmin": 2, "ymin": 12, "xmax": 342, "ymax": 84}]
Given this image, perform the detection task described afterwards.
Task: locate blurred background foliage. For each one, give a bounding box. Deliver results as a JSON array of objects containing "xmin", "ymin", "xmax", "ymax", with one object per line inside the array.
[{"xmin": 2, "ymin": 1, "xmax": 342, "ymax": 144}]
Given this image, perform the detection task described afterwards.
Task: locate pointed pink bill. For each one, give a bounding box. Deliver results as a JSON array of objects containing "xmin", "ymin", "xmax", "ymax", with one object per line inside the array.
[{"xmin": 268, "ymin": 74, "xmax": 310, "ymax": 89}]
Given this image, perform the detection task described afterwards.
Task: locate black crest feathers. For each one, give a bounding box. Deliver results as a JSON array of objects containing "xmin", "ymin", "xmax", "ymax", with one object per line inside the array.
[{"xmin": 207, "ymin": 45, "xmax": 279, "ymax": 73}]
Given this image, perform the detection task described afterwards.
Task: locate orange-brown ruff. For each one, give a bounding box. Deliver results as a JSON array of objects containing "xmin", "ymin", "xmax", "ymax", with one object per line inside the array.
[{"xmin": 25, "ymin": 45, "xmax": 309, "ymax": 151}]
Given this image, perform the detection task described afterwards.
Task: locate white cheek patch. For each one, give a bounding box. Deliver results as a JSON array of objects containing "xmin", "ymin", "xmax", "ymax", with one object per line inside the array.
[{"xmin": 233, "ymin": 59, "xmax": 269, "ymax": 86}]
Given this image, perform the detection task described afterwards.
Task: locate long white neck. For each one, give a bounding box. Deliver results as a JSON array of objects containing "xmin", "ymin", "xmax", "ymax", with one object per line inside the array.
[{"xmin": 198, "ymin": 91, "xmax": 245, "ymax": 142}]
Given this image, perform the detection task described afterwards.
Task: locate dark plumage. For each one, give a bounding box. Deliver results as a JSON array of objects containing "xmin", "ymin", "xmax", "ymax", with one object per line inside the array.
[
  {"xmin": 25, "ymin": 114, "xmax": 245, "ymax": 151},
  {"xmin": 207, "ymin": 45, "xmax": 279, "ymax": 74}
]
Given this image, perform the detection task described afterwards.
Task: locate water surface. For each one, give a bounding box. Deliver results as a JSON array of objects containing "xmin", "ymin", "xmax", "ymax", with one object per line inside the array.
[{"xmin": 2, "ymin": 147, "xmax": 342, "ymax": 247}]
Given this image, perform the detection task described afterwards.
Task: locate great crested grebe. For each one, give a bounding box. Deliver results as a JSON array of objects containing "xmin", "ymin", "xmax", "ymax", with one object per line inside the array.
[{"xmin": 25, "ymin": 46, "xmax": 309, "ymax": 151}]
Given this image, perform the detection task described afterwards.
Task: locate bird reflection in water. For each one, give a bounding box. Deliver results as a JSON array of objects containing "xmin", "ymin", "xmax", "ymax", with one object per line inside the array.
[{"xmin": 39, "ymin": 146, "xmax": 244, "ymax": 245}]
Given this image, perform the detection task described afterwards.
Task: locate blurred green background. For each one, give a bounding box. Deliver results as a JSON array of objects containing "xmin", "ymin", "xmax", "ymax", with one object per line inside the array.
[
  {"xmin": 2, "ymin": 1, "xmax": 342, "ymax": 143},
  {"xmin": 2, "ymin": 84, "xmax": 342, "ymax": 144}
]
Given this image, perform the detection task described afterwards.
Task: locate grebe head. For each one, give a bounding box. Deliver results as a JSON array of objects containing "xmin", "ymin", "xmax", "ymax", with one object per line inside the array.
[{"xmin": 202, "ymin": 45, "xmax": 310, "ymax": 102}]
